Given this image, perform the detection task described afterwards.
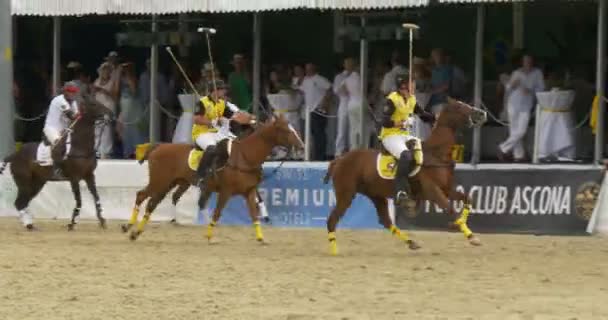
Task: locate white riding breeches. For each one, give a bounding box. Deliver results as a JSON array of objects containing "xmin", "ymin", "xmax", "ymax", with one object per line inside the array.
[
  {"xmin": 381, "ymin": 134, "xmax": 417, "ymax": 159},
  {"xmin": 43, "ymin": 126, "xmax": 61, "ymax": 145},
  {"xmin": 195, "ymin": 132, "xmax": 235, "ymax": 150}
]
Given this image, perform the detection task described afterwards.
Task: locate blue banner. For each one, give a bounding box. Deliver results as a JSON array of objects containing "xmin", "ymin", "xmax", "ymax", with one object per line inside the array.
[{"xmin": 196, "ymin": 163, "xmax": 382, "ymax": 229}]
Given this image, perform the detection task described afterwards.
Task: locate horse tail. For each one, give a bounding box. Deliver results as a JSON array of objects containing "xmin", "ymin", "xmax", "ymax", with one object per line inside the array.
[
  {"xmin": 138, "ymin": 143, "xmax": 159, "ymax": 165},
  {"xmin": 323, "ymin": 159, "xmax": 337, "ymax": 184},
  {"xmin": 0, "ymin": 153, "xmax": 16, "ymax": 175}
]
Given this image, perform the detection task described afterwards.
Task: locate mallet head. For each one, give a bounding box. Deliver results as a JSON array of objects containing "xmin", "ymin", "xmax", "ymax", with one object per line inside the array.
[{"xmin": 402, "ymin": 23, "xmax": 420, "ymax": 30}]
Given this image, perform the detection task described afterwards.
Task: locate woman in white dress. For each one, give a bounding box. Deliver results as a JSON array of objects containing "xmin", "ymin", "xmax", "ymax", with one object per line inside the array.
[{"xmin": 92, "ymin": 62, "xmax": 120, "ymax": 158}]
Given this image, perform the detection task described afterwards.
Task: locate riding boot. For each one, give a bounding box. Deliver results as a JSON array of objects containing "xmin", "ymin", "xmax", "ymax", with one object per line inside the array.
[
  {"xmin": 197, "ymin": 146, "xmax": 217, "ymax": 188},
  {"xmin": 394, "ymin": 150, "xmax": 413, "ymax": 207},
  {"xmin": 50, "ymin": 142, "xmax": 66, "ymax": 179}
]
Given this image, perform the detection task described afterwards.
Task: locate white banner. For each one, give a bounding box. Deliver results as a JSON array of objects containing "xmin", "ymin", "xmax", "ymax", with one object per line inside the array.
[{"xmin": 0, "ymin": 160, "xmax": 199, "ymax": 224}]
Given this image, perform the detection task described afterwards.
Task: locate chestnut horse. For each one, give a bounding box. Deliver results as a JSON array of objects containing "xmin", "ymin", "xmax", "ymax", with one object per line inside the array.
[
  {"xmin": 323, "ymin": 98, "xmax": 487, "ymax": 255},
  {"xmin": 0, "ymin": 96, "xmax": 113, "ymax": 230},
  {"xmin": 126, "ymin": 114, "xmax": 304, "ymax": 242}
]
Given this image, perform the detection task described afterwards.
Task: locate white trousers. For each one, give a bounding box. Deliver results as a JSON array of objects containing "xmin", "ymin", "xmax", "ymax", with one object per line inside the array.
[
  {"xmin": 95, "ymin": 120, "xmax": 113, "ymax": 158},
  {"xmin": 335, "ymin": 101, "xmax": 349, "ymax": 156},
  {"xmin": 381, "ymin": 134, "xmax": 416, "ymax": 159},
  {"xmin": 43, "ymin": 126, "xmax": 61, "ymax": 145},
  {"xmin": 195, "ymin": 132, "xmax": 223, "ymax": 150},
  {"xmin": 347, "ymin": 102, "xmax": 368, "ymax": 149},
  {"xmin": 499, "ymin": 108, "xmax": 530, "ymax": 160}
]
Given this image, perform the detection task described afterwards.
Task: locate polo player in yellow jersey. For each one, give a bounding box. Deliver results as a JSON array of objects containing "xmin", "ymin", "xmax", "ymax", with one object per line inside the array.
[
  {"xmin": 380, "ymin": 75, "xmax": 435, "ymax": 206},
  {"xmin": 193, "ymin": 80, "xmax": 255, "ymax": 187}
]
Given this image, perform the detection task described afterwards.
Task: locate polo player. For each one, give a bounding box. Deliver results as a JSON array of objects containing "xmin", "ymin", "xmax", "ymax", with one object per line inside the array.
[
  {"xmin": 193, "ymin": 80, "xmax": 255, "ymax": 186},
  {"xmin": 43, "ymin": 81, "xmax": 81, "ymax": 178},
  {"xmin": 380, "ymin": 75, "xmax": 435, "ymax": 206}
]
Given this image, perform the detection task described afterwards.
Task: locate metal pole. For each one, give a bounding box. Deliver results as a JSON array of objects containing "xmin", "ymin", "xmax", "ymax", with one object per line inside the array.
[
  {"xmin": 471, "ymin": 5, "xmax": 485, "ymax": 164},
  {"xmin": 360, "ymin": 16, "xmax": 369, "ymax": 149},
  {"xmin": 149, "ymin": 15, "xmax": 160, "ymax": 143},
  {"xmin": 595, "ymin": 0, "xmax": 607, "ymax": 164},
  {"xmin": 0, "ymin": 0, "xmax": 14, "ymax": 157},
  {"xmin": 252, "ymin": 12, "xmax": 262, "ymax": 117},
  {"xmin": 533, "ymin": 101, "xmax": 541, "ymax": 164},
  {"xmin": 52, "ymin": 17, "xmax": 61, "ymax": 96}
]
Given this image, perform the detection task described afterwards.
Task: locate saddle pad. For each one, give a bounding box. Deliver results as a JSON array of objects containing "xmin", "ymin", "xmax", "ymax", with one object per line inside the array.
[
  {"xmin": 188, "ymin": 149, "xmax": 205, "ymax": 171},
  {"xmin": 376, "ymin": 153, "xmax": 397, "ymax": 180}
]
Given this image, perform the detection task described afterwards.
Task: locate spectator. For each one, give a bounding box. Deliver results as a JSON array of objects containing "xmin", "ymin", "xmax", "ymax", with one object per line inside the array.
[
  {"xmin": 228, "ymin": 54, "xmax": 253, "ymax": 112},
  {"xmin": 381, "ymin": 51, "xmax": 408, "ymax": 95},
  {"xmin": 412, "ymin": 57, "xmax": 433, "ymax": 140},
  {"xmin": 445, "ymin": 53, "xmax": 467, "ymax": 100},
  {"xmin": 92, "ymin": 62, "xmax": 120, "ymax": 159},
  {"xmin": 429, "ymin": 48, "xmax": 451, "ymax": 115},
  {"xmin": 333, "ymin": 57, "xmax": 352, "ymax": 157},
  {"xmin": 342, "ymin": 58, "xmax": 366, "ymax": 150},
  {"xmin": 292, "ymin": 64, "xmax": 306, "ymax": 136},
  {"xmin": 498, "ymin": 54, "xmax": 545, "ymax": 162},
  {"xmin": 117, "ymin": 62, "xmax": 146, "ymax": 159},
  {"xmin": 139, "ymin": 58, "xmax": 170, "ymax": 116},
  {"xmin": 298, "ymin": 63, "xmax": 332, "ymax": 160}
]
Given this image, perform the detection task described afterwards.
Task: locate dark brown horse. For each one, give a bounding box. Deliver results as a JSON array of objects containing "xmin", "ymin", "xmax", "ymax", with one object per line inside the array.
[
  {"xmin": 126, "ymin": 114, "xmax": 304, "ymax": 242},
  {"xmin": 0, "ymin": 96, "xmax": 113, "ymax": 230},
  {"xmin": 323, "ymin": 98, "xmax": 487, "ymax": 255}
]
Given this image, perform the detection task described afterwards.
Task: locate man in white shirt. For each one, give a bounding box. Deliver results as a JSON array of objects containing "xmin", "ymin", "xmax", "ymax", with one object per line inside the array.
[
  {"xmin": 498, "ymin": 55, "xmax": 545, "ymax": 162},
  {"xmin": 343, "ymin": 59, "xmax": 366, "ymax": 149},
  {"xmin": 333, "ymin": 57, "xmax": 353, "ymax": 157},
  {"xmin": 381, "ymin": 52, "xmax": 408, "ymax": 95},
  {"xmin": 299, "ymin": 63, "xmax": 332, "ymax": 160},
  {"xmin": 43, "ymin": 82, "xmax": 81, "ymax": 175}
]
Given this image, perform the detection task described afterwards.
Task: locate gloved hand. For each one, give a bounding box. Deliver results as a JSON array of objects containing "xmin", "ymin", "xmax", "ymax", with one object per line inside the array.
[
  {"xmin": 402, "ymin": 117, "xmax": 415, "ymax": 130},
  {"xmin": 211, "ymin": 118, "xmax": 219, "ymax": 128}
]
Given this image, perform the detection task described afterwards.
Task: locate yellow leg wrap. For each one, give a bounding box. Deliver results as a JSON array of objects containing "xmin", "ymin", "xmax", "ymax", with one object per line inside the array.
[
  {"xmin": 389, "ymin": 225, "xmax": 409, "ymax": 242},
  {"xmin": 136, "ymin": 213, "xmax": 150, "ymax": 232},
  {"xmin": 254, "ymin": 221, "xmax": 264, "ymax": 241},
  {"xmin": 454, "ymin": 206, "xmax": 473, "ymax": 238},
  {"xmin": 206, "ymin": 221, "xmax": 216, "ymax": 240},
  {"xmin": 328, "ymin": 232, "xmax": 338, "ymax": 256},
  {"xmin": 128, "ymin": 207, "xmax": 139, "ymax": 225}
]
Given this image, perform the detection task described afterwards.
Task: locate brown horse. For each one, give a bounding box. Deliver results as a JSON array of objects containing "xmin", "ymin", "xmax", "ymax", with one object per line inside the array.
[
  {"xmin": 126, "ymin": 114, "xmax": 304, "ymax": 242},
  {"xmin": 0, "ymin": 96, "xmax": 113, "ymax": 230},
  {"xmin": 323, "ymin": 98, "xmax": 487, "ymax": 255}
]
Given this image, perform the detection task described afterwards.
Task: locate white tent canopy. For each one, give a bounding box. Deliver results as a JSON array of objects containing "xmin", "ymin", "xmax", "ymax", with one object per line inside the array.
[{"xmin": 11, "ymin": 0, "xmax": 429, "ymax": 16}]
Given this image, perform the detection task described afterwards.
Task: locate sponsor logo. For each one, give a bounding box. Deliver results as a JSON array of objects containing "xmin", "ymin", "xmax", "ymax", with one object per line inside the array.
[{"xmin": 574, "ymin": 182, "xmax": 600, "ymax": 221}]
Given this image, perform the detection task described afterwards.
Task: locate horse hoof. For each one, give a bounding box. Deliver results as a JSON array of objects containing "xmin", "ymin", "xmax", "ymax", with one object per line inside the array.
[
  {"xmin": 468, "ymin": 236, "xmax": 482, "ymax": 246},
  {"xmin": 407, "ymin": 240, "xmax": 421, "ymax": 250},
  {"xmin": 99, "ymin": 220, "xmax": 107, "ymax": 229},
  {"xmin": 261, "ymin": 217, "xmax": 271, "ymax": 225},
  {"xmin": 25, "ymin": 224, "xmax": 35, "ymax": 231},
  {"xmin": 129, "ymin": 232, "xmax": 140, "ymax": 241},
  {"xmin": 257, "ymin": 238, "xmax": 268, "ymax": 246},
  {"xmin": 169, "ymin": 219, "xmax": 179, "ymax": 225},
  {"xmin": 121, "ymin": 224, "xmax": 130, "ymax": 233},
  {"xmin": 67, "ymin": 224, "xmax": 75, "ymax": 231}
]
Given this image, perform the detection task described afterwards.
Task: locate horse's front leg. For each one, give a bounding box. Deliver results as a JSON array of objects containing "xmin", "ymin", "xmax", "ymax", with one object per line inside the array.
[
  {"xmin": 67, "ymin": 180, "xmax": 82, "ymax": 231},
  {"xmin": 246, "ymin": 189, "xmax": 265, "ymax": 244},
  {"xmin": 426, "ymin": 185, "xmax": 480, "ymax": 246},
  {"xmin": 449, "ymin": 190, "xmax": 481, "ymax": 246},
  {"xmin": 84, "ymin": 173, "xmax": 106, "ymax": 229}
]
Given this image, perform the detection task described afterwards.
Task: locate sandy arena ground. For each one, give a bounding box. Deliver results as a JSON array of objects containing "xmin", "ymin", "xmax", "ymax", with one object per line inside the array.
[{"xmin": 0, "ymin": 218, "xmax": 607, "ymax": 320}]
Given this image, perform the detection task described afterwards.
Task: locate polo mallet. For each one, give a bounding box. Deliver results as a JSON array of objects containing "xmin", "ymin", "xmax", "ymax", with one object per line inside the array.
[
  {"xmin": 51, "ymin": 118, "xmax": 80, "ymax": 151},
  {"xmin": 402, "ymin": 23, "xmax": 420, "ymax": 93},
  {"xmin": 197, "ymin": 27, "xmax": 218, "ymax": 98},
  {"xmin": 165, "ymin": 46, "xmax": 201, "ymax": 97}
]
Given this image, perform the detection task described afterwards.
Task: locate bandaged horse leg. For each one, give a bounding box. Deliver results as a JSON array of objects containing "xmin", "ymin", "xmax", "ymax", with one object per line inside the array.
[
  {"xmin": 85, "ymin": 173, "xmax": 106, "ymax": 229},
  {"xmin": 14, "ymin": 177, "xmax": 45, "ymax": 230},
  {"xmin": 197, "ymin": 189, "xmax": 213, "ymax": 228},
  {"xmin": 122, "ymin": 188, "xmax": 149, "ymax": 232},
  {"xmin": 370, "ymin": 196, "xmax": 420, "ymax": 250},
  {"xmin": 326, "ymin": 186, "xmax": 355, "ymax": 256},
  {"xmin": 130, "ymin": 188, "xmax": 170, "ymax": 241},
  {"xmin": 409, "ymin": 138, "xmax": 423, "ymax": 177},
  {"xmin": 246, "ymin": 190, "xmax": 265, "ymax": 243},
  {"xmin": 450, "ymin": 190, "xmax": 481, "ymax": 246},
  {"xmin": 206, "ymin": 191, "xmax": 229, "ymax": 243},
  {"xmin": 394, "ymin": 150, "xmax": 414, "ymax": 207},
  {"xmin": 67, "ymin": 180, "xmax": 82, "ymax": 231},
  {"xmin": 428, "ymin": 185, "xmax": 481, "ymax": 246},
  {"xmin": 255, "ymin": 190, "xmax": 270, "ymax": 223}
]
